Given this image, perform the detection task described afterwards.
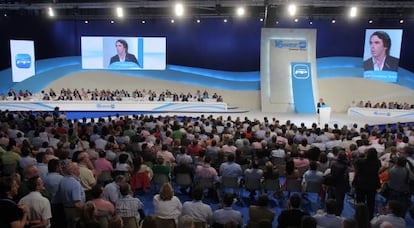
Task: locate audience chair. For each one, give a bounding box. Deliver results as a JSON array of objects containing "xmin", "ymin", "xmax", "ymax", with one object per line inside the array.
[
  {"xmin": 303, "ymin": 181, "xmax": 322, "ymax": 194},
  {"xmin": 122, "ymin": 216, "xmax": 140, "ymax": 228},
  {"xmin": 303, "ymin": 181, "xmax": 323, "ymax": 212},
  {"xmin": 96, "ymin": 214, "xmax": 110, "ymax": 228},
  {"xmin": 155, "ymin": 217, "xmax": 176, "ymax": 228},
  {"xmin": 193, "ymin": 221, "xmax": 207, "ymax": 228},
  {"xmin": 220, "ymin": 176, "xmax": 241, "ymax": 205},
  {"xmin": 196, "ymin": 177, "xmax": 216, "ymax": 199},
  {"xmin": 263, "ymin": 178, "xmax": 281, "ymax": 193},
  {"xmin": 175, "ymin": 173, "xmax": 193, "ymax": 190},
  {"xmin": 285, "ymin": 178, "xmax": 302, "ymax": 196},
  {"xmin": 197, "ymin": 177, "xmax": 215, "ymax": 189},
  {"xmin": 221, "ymin": 176, "xmax": 239, "ymax": 195},
  {"xmin": 212, "ymin": 222, "xmax": 241, "ymax": 228},
  {"xmin": 152, "ymin": 173, "xmax": 170, "ymax": 192},
  {"xmin": 243, "ymin": 175, "xmax": 262, "ymax": 198}
]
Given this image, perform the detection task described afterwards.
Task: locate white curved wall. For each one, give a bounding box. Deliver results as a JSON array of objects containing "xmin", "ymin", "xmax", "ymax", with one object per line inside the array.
[{"xmin": 44, "ymin": 72, "xmax": 413, "ymax": 113}]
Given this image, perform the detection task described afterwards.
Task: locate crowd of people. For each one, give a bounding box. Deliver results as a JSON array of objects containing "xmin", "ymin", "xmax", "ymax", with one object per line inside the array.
[
  {"xmin": 351, "ymin": 100, "xmax": 414, "ymax": 110},
  {"xmin": 2, "ymin": 88, "xmax": 224, "ymax": 103},
  {"xmin": 0, "ymin": 109, "xmax": 413, "ymax": 228}
]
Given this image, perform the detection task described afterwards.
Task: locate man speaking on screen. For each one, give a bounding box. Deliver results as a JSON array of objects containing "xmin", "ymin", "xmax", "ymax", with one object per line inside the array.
[
  {"xmin": 363, "ymin": 31, "xmax": 399, "ymax": 72},
  {"xmin": 109, "ymin": 39, "xmax": 139, "ymax": 66}
]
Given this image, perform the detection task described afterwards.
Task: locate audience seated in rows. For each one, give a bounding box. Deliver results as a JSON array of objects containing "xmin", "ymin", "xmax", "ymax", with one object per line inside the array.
[{"xmin": 0, "ymin": 109, "xmax": 413, "ymax": 228}]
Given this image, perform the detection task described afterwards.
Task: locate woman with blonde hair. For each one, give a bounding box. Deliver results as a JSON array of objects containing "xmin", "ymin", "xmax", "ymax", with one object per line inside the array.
[{"xmin": 153, "ymin": 182, "xmax": 182, "ymax": 224}]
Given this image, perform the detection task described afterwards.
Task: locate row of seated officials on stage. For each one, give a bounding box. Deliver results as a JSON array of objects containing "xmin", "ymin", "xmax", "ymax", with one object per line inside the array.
[
  {"xmin": 1, "ymin": 109, "xmax": 414, "ymax": 227},
  {"xmin": 350, "ymin": 100, "xmax": 414, "ymax": 110},
  {"xmin": 3, "ymin": 88, "xmax": 224, "ymax": 103}
]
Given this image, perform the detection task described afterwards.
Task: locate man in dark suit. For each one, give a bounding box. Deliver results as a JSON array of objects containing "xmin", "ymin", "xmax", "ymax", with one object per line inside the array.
[
  {"xmin": 363, "ymin": 31, "xmax": 399, "ymax": 72},
  {"xmin": 109, "ymin": 39, "xmax": 139, "ymax": 66},
  {"xmin": 277, "ymin": 194, "xmax": 309, "ymax": 228}
]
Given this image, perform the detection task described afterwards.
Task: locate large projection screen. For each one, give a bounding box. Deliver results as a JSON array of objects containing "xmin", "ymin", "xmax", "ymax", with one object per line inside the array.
[
  {"xmin": 81, "ymin": 36, "xmax": 166, "ymax": 70},
  {"xmin": 363, "ymin": 29, "xmax": 402, "ymax": 82},
  {"xmin": 10, "ymin": 40, "xmax": 35, "ymax": 82}
]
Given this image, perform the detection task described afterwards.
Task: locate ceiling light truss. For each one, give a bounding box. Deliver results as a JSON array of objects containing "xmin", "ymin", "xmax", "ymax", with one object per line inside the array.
[{"xmin": 0, "ymin": 1, "xmax": 413, "ymax": 19}]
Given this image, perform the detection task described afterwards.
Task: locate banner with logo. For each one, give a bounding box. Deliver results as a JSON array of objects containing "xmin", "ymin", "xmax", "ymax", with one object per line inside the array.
[
  {"xmin": 291, "ymin": 62, "xmax": 316, "ymax": 113},
  {"xmin": 10, "ymin": 40, "xmax": 35, "ymax": 82},
  {"xmin": 260, "ymin": 29, "xmax": 318, "ymax": 113}
]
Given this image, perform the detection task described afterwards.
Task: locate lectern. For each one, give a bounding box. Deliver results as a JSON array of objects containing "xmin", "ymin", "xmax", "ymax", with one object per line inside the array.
[{"xmin": 319, "ymin": 106, "xmax": 331, "ymax": 126}]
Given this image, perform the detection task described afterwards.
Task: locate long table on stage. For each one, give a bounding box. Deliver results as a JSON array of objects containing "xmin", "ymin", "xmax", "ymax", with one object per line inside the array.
[
  {"xmin": 0, "ymin": 100, "xmax": 228, "ymax": 112},
  {"xmin": 348, "ymin": 107, "xmax": 414, "ymax": 118}
]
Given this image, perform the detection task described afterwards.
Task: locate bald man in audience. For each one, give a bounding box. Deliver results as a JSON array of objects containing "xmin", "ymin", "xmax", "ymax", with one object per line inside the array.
[{"xmin": 16, "ymin": 164, "xmax": 51, "ymax": 201}]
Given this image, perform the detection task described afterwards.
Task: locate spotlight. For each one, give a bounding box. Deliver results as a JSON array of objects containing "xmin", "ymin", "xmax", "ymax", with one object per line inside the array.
[
  {"xmin": 3, "ymin": 12, "xmax": 7, "ymax": 17},
  {"xmin": 349, "ymin": 6, "xmax": 357, "ymax": 18},
  {"xmin": 116, "ymin": 7, "xmax": 123, "ymax": 18},
  {"xmin": 368, "ymin": 19, "xmax": 373, "ymax": 24},
  {"xmin": 175, "ymin": 3, "xmax": 184, "ymax": 17},
  {"xmin": 294, "ymin": 18, "xmax": 298, "ymax": 23},
  {"xmin": 141, "ymin": 20, "xmax": 146, "ymax": 24},
  {"xmin": 196, "ymin": 19, "xmax": 200, "ymax": 23},
  {"xmin": 236, "ymin": 7, "xmax": 245, "ymax": 17},
  {"xmin": 331, "ymin": 19, "xmax": 336, "ymax": 24},
  {"xmin": 171, "ymin": 19, "xmax": 175, "ymax": 23},
  {"xmin": 48, "ymin": 7, "xmax": 54, "ymax": 17},
  {"xmin": 260, "ymin": 18, "xmax": 263, "ymax": 22},
  {"xmin": 223, "ymin": 18, "xmax": 228, "ymax": 23},
  {"xmin": 84, "ymin": 20, "xmax": 88, "ymax": 24},
  {"xmin": 288, "ymin": 4, "xmax": 296, "ymax": 17},
  {"xmin": 110, "ymin": 20, "xmax": 114, "ymax": 24},
  {"xmin": 399, "ymin": 19, "xmax": 404, "ymax": 24},
  {"xmin": 276, "ymin": 20, "xmax": 279, "ymax": 24},
  {"xmin": 309, "ymin": 21, "xmax": 313, "ymax": 25}
]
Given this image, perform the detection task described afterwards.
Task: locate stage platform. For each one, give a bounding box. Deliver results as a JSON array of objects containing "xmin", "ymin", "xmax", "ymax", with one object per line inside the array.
[
  {"xmin": 160, "ymin": 110, "xmax": 414, "ymax": 129},
  {"xmin": 1, "ymin": 100, "xmax": 413, "ymax": 128},
  {"xmin": 0, "ymin": 100, "xmax": 228, "ymax": 112}
]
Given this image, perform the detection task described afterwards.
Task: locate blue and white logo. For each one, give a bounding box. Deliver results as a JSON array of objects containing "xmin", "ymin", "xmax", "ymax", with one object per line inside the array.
[
  {"xmin": 15, "ymin": 53, "xmax": 32, "ymax": 68},
  {"xmin": 96, "ymin": 104, "xmax": 116, "ymax": 109},
  {"xmin": 293, "ymin": 64, "xmax": 310, "ymax": 79},
  {"xmin": 299, "ymin": 41, "xmax": 307, "ymax": 49},
  {"xmin": 275, "ymin": 40, "xmax": 307, "ymax": 50}
]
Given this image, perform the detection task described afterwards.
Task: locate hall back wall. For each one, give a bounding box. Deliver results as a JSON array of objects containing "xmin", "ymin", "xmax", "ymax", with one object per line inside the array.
[{"xmin": 1, "ymin": 17, "xmax": 413, "ymax": 72}]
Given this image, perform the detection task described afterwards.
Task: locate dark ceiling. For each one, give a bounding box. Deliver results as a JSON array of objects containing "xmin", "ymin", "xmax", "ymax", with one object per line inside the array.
[{"xmin": 0, "ymin": 0, "xmax": 413, "ymax": 20}]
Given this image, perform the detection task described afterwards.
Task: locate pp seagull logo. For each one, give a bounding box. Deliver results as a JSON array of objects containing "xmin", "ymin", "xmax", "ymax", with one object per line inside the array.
[
  {"xmin": 15, "ymin": 54, "xmax": 32, "ymax": 68},
  {"xmin": 293, "ymin": 64, "xmax": 310, "ymax": 79}
]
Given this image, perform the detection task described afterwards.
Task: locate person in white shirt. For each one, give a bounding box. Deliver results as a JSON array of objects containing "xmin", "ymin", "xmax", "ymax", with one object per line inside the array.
[
  {"xmin": 19, "ymin": 176, "xmax": 52, "ymax": 228},
  {"xmin": 153, "ymin": 183, "xmax": 182, "ymax": 224},
  {"xmin": 313, "ymin": 199, "xmax": 343, "ymax": 228},
  {"xmin": 181, "ymin": 187, "xmax": 213, "ymax": 224},
  {"xmin": 370, "ymin": 200, "xmax": 406, "ymax": 228}
]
